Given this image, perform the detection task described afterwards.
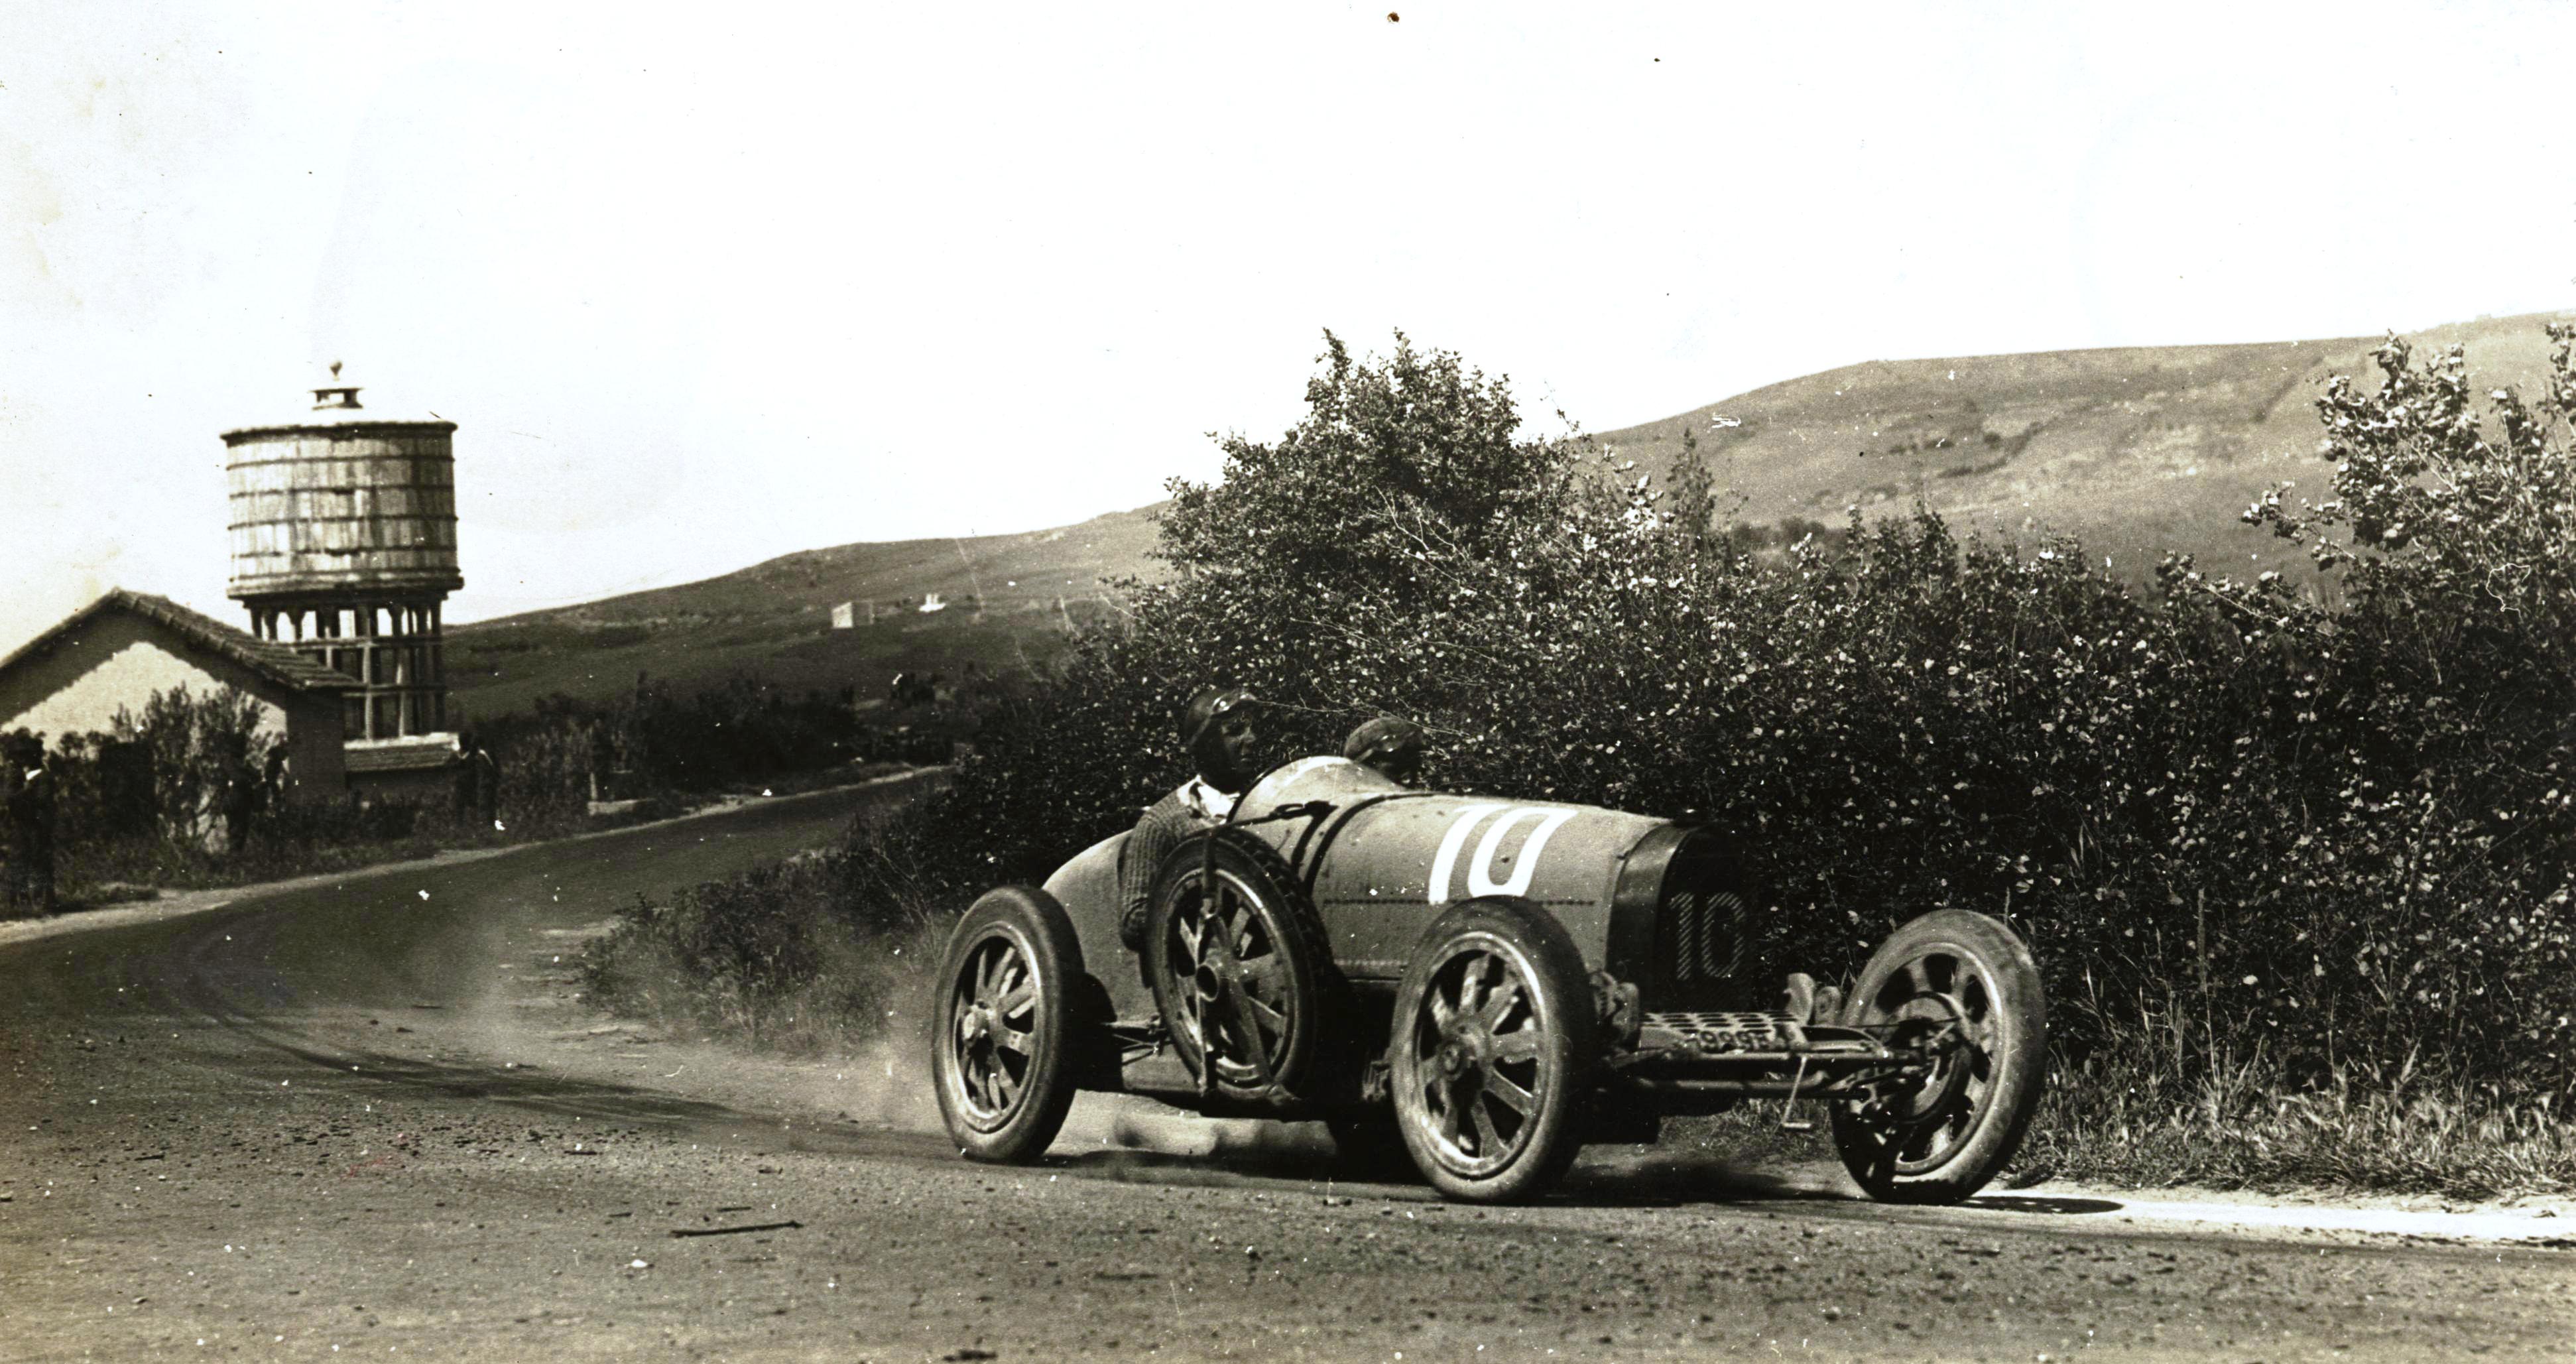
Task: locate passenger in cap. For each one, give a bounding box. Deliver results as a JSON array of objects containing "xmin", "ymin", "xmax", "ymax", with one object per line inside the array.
[
  {"xmin": 1117, "ymin": 685, "xmax": 1264, "ymax": 954},
  {"xmin": 1342, "ymin": 716, "xmax": 1428, "ymax": 786}
]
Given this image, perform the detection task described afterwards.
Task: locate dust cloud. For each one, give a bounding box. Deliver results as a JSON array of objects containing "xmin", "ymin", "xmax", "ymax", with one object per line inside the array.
[{"xmin": 566, "ymin": 907, "xmax": 1343, "ymax": 1165}]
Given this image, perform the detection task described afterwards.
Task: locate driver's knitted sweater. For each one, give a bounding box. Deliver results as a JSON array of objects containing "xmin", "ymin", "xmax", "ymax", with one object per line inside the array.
[{"xmin": 1117, "ymin": 777, "xmax": 1237, "ymax": 952}]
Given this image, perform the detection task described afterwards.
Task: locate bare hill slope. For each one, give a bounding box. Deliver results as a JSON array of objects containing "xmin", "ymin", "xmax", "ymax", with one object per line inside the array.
[
  {"xmin": 447, "ymin": 311, "xmax": 2570, "ymax": 719},
  {"xmin": 446, "ymin": 505, "xmax": 1161, "ymax": 718},
  {"xmin": 1595, "ymin": 310, "xmax": 2571, "ymax": 573}
]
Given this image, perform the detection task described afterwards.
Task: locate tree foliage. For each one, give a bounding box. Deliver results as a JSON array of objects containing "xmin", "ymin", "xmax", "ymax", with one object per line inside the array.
[
  {"xmin": 851, "ymin": 328, "xmax": 2576, "ymax": 1099},
  {"xmin": 1157, "ymin": 331, "xmax": 1568, "ymax": 596},
  {"xmin": 109, "ymin": 682, "xmax": 269, "ymax": 843}
]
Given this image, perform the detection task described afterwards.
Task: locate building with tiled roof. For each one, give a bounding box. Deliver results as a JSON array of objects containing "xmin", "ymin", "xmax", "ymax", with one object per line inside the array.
[{"xmin": 0, "ymin": 588, "xmax": 359, "ymax": 804}]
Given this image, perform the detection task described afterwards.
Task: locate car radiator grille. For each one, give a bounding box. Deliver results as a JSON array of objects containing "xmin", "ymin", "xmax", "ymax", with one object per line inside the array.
[{"xmin": 1657, "ymin": 888, "xmax": 1746, "ymax": 984}]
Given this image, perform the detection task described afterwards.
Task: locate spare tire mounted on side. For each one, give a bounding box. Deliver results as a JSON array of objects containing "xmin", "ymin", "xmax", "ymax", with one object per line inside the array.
[{"xmin": 1144, "ymin": 828, "xmax": 1340, "ymax": 1103}]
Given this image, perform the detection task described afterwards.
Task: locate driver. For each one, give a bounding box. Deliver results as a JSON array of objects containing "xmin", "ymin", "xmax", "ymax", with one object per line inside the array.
[{"xmin": 1118, "ymin": 685, "xmax": 1263, "ymax": 953}]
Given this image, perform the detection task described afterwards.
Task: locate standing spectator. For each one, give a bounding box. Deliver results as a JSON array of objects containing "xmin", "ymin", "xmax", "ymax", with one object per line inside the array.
[
  {"xmin": 452, "ymin": 735, "xmax": 478, "ymax": 824},
  {"xmin": 262, "ymin": 739, "xmax": 292, "ymax": 811},
  {"xmin": 7, "ymin": 734, "xmax": 58, "ymax": 916},
  {"xmin": 0, "ymin": 739, "xmax": 21, "ymax": 913},
  {"xmin": 469, "ymin": 739, "xmax": 501, "ymax": 828},
  {"xmin": 215, "ymin": 732, "xmax": 259, "ymax": 855}
]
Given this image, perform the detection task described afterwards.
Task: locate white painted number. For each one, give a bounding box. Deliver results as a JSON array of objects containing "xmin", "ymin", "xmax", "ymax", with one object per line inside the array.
[{"xmin": 1427, "ymin": 804, "xmax": 1579, "ymax": 905}]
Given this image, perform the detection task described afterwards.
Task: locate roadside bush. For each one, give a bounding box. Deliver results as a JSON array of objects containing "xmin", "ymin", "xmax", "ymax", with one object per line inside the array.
[
  {"xmin": 473, "ymin": 674, "xmax": 938, "ymax": 817},
  {"xmin": 901, "ymin": 330, "xmax": 2576, "ymax": 1093},
  {"xmin": 111, "ymin": 681, "xmax": 268, "ymax": 847},
  {"xmin": 580, "ymin": 824, "xmax": 949, "ymax": 1048},
  {"xmin": 597, "ymin": 326, "xmax": 2576, "ymax": 1190},
  {"xmin": 30, "ymin": 672, "xmax": 877, "ymax": 900}
]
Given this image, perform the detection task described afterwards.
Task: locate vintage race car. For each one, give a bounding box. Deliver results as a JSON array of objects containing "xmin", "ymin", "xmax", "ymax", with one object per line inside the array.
[{"xmin": 930, "ymin": 756, "xmax": 2046, "ymax": 1204}]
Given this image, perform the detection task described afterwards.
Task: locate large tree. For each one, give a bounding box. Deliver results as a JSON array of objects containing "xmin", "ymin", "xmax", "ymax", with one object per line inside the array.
[{"xmin": 1155, "ymin": 331, "xmax": 1572, "ymax": 601}]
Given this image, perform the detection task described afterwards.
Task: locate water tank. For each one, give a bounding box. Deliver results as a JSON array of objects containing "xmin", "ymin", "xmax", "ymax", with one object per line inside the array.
[
  {"xmin": 222, "ymin": 375, "xmax": 462, "ymax": 601},
  {"xmin": 223, "ymin": 369, "xmax": 464, "ymax": 746}
]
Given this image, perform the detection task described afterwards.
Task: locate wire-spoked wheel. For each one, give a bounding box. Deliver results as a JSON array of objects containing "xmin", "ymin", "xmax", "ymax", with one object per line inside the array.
[
  {"xmin": 1389, "ymin": 898, "xmax": 1597, "ymax": 1203},
  {"xmin": 1144, "ymin": 830, "xmax": 1335, "ymax": 1102},
  {"xmin": 1830, "ymin": 909, "xmax": 2046, "ymax": 1204},
  {"xmin": 931, "ymin": 886, "xmax": 1085, "ymax": 1163}
]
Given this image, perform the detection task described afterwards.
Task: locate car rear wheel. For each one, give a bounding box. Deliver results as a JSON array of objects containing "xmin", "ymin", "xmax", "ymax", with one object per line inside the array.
[
  {"xmin": 932, "ymin": 886, "xmax": 1086, "ymax": 1163},
  {"xmin": 1390, "ymin": 898, "xmax": 1597, "ymax": 1204},
  {"xmin": 1144, "ymin": 830, "xmax": 1338, "ymax": 1103},
  {"xmin": 1829, "ymin": 909, "xmax": 2046, "ymax": 1204}
]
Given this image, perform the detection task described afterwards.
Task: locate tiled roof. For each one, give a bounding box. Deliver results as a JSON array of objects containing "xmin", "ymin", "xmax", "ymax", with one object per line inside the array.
[
  {"xmin": 345, "ymin": 736, "xmax": 460, "ymax": 773},
  {"xmin": 0, "ymin": 588, "xmax": 360, "ymax": 694}
]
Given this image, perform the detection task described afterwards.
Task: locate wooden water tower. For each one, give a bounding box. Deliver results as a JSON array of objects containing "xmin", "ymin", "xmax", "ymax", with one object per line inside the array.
[{"xmin": 223, "ymin": 366, "xmax": 462, "ymax": 762}]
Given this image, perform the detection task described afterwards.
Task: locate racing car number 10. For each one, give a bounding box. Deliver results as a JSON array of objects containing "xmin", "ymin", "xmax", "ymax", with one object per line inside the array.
[{"xmin": 1428, "ymin": 803, "xmax": 1579, "ymax": 904}]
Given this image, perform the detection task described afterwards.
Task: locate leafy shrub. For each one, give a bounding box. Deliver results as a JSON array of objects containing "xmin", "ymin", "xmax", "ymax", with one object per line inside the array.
[
  {"xmin": 814, "ymin": 328, "xmax": 2576, "ymax": 1108},
  {"xmin": 109, "ymin": 682, "xmax": 269, "ymax": 845},
  {"xmin": 580, "ymin": 822, "xmax": 950, "ymax": 1047},
  {"xmin": 597, "ymin": 325, "xmax": 2576, "ymax": 1190}
]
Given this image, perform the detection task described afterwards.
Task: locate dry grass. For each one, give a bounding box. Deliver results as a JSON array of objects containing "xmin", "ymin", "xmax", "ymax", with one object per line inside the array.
[
  {"xmin": 1654, "ymin": 1035, "xmax": 2576, "ymax": 1202},
  {"xmin": 2023, "ymin": 1048, "xmax": 2576, "ymax": 1200},
  {"xmin": 580, "ymin": 881, "xmax": 946, "ymax": 1058}
]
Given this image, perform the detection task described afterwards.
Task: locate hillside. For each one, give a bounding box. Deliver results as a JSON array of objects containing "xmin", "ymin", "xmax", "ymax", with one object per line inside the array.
[
  {"xmin": 446, "ymin": 505, "xmax": 1162, "ymax": 719},
  {"xmin": 446, "ymin": 310, "xmax": 2572, "ymax": 721},
  {"xmin": 1594, "ymin": 310, "xmax": 2574, "ymax": 576}
]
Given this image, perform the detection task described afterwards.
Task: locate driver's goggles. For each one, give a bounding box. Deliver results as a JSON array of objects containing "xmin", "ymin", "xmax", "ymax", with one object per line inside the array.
[{"xmin": 1188, "ymin": 688, "xmax": 1258, "ymax": 744}]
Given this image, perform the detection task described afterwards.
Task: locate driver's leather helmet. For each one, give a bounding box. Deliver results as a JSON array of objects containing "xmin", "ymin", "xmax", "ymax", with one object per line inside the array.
[
  {"xmin": 1180, "ymin": 686, "xmax": 1260, "ymax": 793},
  {"xmin": 1342, "ymin": 716, "xmax": 1426, "ymax": 784}
]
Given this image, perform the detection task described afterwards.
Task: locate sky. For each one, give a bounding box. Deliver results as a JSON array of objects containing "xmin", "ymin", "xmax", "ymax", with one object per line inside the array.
[{"xmin": 4, "ymin": 1, "xmax": 2573, "ymax": 652}]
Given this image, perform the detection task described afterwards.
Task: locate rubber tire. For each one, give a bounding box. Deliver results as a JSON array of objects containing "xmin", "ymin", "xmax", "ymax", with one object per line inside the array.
[
  {"xmin": 1144, "ymin": 828, "xmax": 1338, "ymax": 1102},
  {"xmin": 931, "ymin": 885, "xmax": 1087, "ymax": 1164},
  {"xmin": 1829, "ymin": 909, "xmax": 2047, "ymax": 1205},
  {"xmin": 1389, "ymin": 897, "xmax": 1598, "ymax": 1204}
]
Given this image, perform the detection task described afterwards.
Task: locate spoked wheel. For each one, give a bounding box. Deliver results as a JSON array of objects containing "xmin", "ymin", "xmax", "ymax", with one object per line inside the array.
[
  {"xmin": 1829, "ymin": 909, "xmax": 2046, "ymax": 1204},
  {"xmin": 1389, "ymin": 898, "xmax": 1597, "ymax": 1204},
  {"xmin": 1144, "ymin": 830, "xmax": 1336, "ymax": 1102},
  {"xmin": 932, "ymin": 886, "xmax": 1086, "ymax": 1163}
]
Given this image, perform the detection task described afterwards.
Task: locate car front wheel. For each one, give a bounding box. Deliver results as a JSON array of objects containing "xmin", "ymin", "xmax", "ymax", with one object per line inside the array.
[
  {"xmin": 1829, "ymin": 909, "xmax": 2046, "ymax": 1204},
  {"xmin": 1389, "ymin": 897, "xmax": 1597, "ymax": 1204}
]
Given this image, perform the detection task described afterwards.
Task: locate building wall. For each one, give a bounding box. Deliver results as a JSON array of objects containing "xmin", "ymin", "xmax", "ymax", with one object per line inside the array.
[
  {"xmin": 279, "ymin": 693, "xmax": 349, "ymax": 805},
  {"xmin": 0, "ymin": 611, "xmax": 286, "ymax": 740},
  {"xmin": 0, "ymin": 610, "xmax": 345, "ymax": 804},
  {"xmin": 347, "ymin": 763, "xmax": 456, "ymax": 810}
]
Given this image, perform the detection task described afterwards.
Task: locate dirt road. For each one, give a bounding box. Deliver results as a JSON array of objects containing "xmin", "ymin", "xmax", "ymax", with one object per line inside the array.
[{"xmin": 3, "ymin": 784, "xmax": 2569, "ymax": 1361}]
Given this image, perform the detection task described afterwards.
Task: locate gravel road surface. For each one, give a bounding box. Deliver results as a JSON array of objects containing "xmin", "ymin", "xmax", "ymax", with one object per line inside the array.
[{"xmin": 3, "ymin": 782, "xmax": 2569, "ymax": 1362}]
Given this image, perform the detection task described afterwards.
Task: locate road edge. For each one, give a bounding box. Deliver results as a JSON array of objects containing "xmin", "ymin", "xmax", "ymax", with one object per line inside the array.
[{"xmin": 0, "ymin": 766, "xmax": 951, "ymax": 951}]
